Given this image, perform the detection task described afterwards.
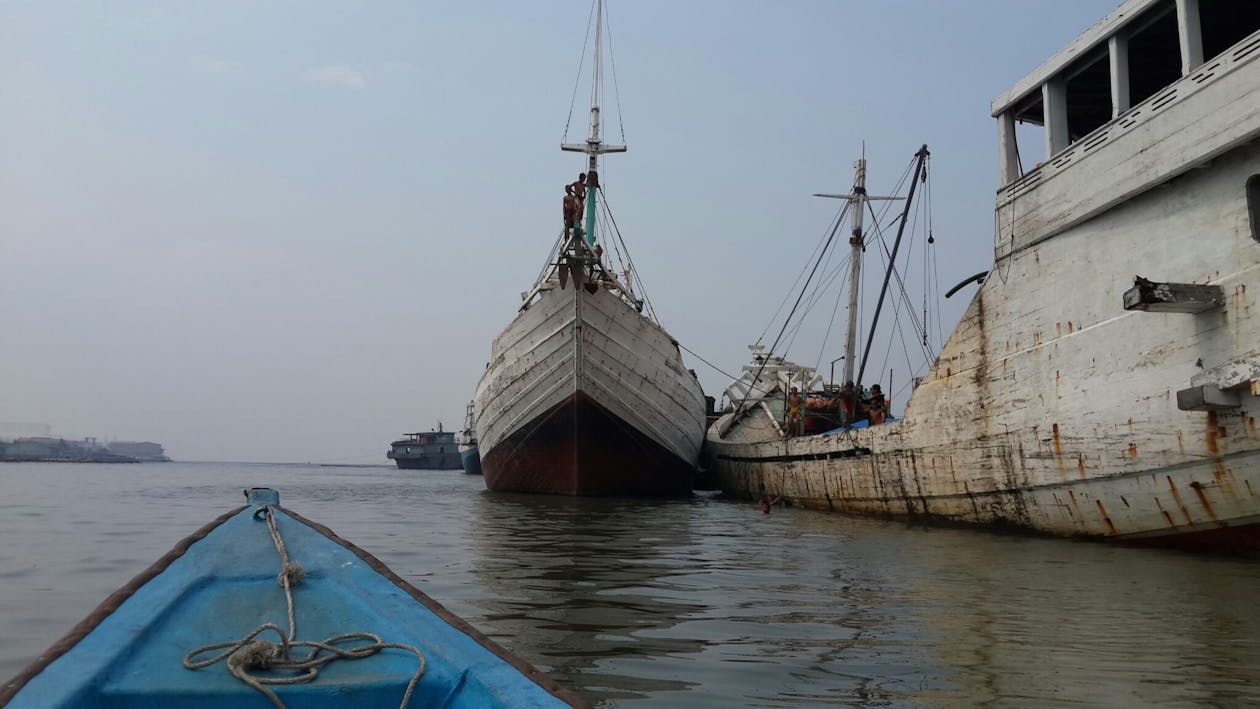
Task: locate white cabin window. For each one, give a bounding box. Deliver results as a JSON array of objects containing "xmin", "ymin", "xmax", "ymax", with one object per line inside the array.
[{"xmin": 1248, "ymin": 175, "xmax": 1260, "ymax": 243}]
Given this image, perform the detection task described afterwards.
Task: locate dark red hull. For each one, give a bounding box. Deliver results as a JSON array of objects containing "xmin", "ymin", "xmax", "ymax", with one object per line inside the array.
[{"xmin": 480, "ymin": 391, "xmax": 695, "ymax": 497}]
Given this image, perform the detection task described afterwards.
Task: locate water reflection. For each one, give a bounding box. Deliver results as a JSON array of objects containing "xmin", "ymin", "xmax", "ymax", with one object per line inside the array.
[
  {"xmin": 4, "ymin": 464, "xmax": 1260, "ymax": 707},
  {"xmin": 469, "ymin": 492, "xmax": 708, "ymax": 702}
]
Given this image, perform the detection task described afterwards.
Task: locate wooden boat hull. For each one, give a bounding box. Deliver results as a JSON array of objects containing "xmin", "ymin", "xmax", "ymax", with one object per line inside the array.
[
  {"xmin": 0, "ymin": 495, "xmax": 585, "ymax": 708},
  {"xmin": 481, "ymin": 391, "xmax": 697, "ymax": 496},
  {"xmin": 706, "ymin": 101, "xmax": 1260, "ymax": 549},
  {"xmin": 475, "ymin": 273, "xmax": 706, "ymax": 497},
  {"xmin": 460, "ymin": 443, "xmax": 482, "ymax": 475}
]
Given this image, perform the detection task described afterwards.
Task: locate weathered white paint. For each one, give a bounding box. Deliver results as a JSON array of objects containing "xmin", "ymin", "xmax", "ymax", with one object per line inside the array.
[
  {"xmin": 1043, "ymin": 80, "xmax": 1070, "ymax": 158},
  {"xmin": 997, "ymin": 30, "xmax": 1260, "ymax": 257},
  {"xmin": 1109, "ymin": 33, "xmax": 1131, "ymax": 117},
  {"xmin": 475, "ymin": 266, "xmax": 706, "ymax": 477},
  {"xmin": 1176, "ymin": 0, "xmax": 1204, "ymax": 75},
  {"xmin": 708, "ymin": 29, "xmax": 1260, "ymax": 545},
  {"xmin": 998, "ymin": 112, "xmax": 1021, "ymax": 186},
  {"xmin": 992, "ymin": 0, "xmax": 1163, "ymax": 117}
]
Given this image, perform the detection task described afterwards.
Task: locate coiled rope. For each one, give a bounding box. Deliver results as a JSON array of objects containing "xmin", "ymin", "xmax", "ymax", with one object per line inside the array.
[{"xmin": 183, "ymin": 506, "xmax": 426, "ymax": 709}]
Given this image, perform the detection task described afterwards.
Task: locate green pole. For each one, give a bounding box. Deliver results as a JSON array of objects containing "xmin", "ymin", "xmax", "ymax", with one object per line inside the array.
[{"xmin": 583, "ymin": 184, "xmax": 597, "ymax": 247}]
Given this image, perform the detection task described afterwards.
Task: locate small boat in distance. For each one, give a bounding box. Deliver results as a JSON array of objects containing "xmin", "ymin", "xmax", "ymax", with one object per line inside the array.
[
  {"xmin": 0, "ymin": 488, "xmax": 586, "ymax": 708},
  {"xmin": 458, "ymin": 400, "xmax": 481, "ymax": 475},
  {"xmin": 473, "ymin": 0, "xmax": 706, "ymax": 496},
  {"xmin": 387, "ymin": 422, "xmax": 461, "ymax": 470}
]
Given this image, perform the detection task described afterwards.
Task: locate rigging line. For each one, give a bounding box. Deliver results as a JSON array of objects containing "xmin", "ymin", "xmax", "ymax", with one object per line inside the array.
[
  {"xmin": 931, "ymin": 234, "xmax": 944, "ymax": 350},
  {"xmin": 770, "ymin": 206, "xmax": 852, "ymax": 350},
  {"xmin": 562, "ymin": 0, "xmax": 598, "ymax": 143},
  {"xmin": 866, "ymin": 200, "xmax": 929, "ymax": 356},
  {"xmin": 598, "ymin": 187, "xmax": 658, "ymax": 322},
  {"xmin": 883, "ymin": 246, "xmax": 927, "ymax": 382},
  {"xmin": 736, "ymin": 205, "xmax": 847, "ymax": 416},
  {"xmin": 778, "ymin": 250, "xmax": 853, "ymax": 355},
  {"xmin": 602, "ymin": 0, "xmax": 627, "ymax": 144},
  {"xmin": 533, "ymin": 230, "xmax": 567, "ymax": 289},
  {"xmin": 869, "ymin": 229, "xmax": 918, "ymax": 382},
  {"xmin": 857, "ymin": 146, "xmax": 928, "ymax": 386},
  {"xmin": 812, "ymin": 264, "xmax": 848, "ymax": 373},
  {"xmin": 755, "ymin": 205, "xmax": 848, "ymax": 346},
  {"xmin": 874, "ymin": 199, "xmax": 932, "ymax": 358},
  {"xmin": 784, "ymin": 217, "xmax": 841, "ymax": 355},
  {"xmin": 677, "ymin": 342, "xmax": 769, "ymax": 396}
]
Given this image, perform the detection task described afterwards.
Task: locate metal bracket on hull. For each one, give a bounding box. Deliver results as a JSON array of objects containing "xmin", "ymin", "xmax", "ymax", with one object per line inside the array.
[
  {"xmin": 1123, "ymin": 276, "xmax": 1224, "ymax": 313},
  {"xmin": 1177, "ymin": 384, "xmax": 1242, "ymax": 411}
]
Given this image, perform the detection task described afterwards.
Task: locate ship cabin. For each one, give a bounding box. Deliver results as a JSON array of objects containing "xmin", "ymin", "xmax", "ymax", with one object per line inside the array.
[
  {"xmin": 992, "ymin": 0, "xmax": 1260, "ymax": 256},
  {"xmin": 394, "ymin": 430, "xmax": 456, "ymax": 448}
]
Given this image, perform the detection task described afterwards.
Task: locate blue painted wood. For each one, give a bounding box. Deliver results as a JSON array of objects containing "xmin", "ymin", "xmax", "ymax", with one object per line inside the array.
[
  {"xmin": 460, "ymin": 446, "xmax": 482, "ymax": 476},
  {"xmin": 7, "ymin": 502, "xmax": 575, "ymax": 708}
]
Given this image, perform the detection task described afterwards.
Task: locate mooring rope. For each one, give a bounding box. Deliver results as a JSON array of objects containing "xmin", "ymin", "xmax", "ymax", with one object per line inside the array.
[{"xmin": 183, "ymin": 507, "xmax": 426, "ymax": 709}]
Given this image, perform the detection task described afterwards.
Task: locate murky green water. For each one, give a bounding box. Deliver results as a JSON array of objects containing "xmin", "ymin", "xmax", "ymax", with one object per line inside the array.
[{"xmin": 3, "ymin": 462, "xmax": 1259, "ymax": 707}]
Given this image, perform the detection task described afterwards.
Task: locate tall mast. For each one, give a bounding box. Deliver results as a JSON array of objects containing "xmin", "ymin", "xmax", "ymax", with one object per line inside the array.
[
  {"xmin": 815, "ymin": 150, "xmax": 901, "ymax": 386},
  {"xmin": 561, "ymin": 0, "xmax": 626, "ymax": 247}
]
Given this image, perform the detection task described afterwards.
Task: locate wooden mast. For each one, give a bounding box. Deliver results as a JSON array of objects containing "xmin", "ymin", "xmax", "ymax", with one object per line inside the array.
[
  {"xmin": 561, "ymin": 0, "xmax": 626, "ymax": 247},
  {"xmin": 814, "ymin": 149, "xmax": 901, "ymax": 387}
]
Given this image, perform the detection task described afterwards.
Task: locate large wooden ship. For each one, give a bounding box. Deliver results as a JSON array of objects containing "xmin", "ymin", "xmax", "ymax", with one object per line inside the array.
[
  {"xmin": 473, "ymin": 1, "xmax": 706, "ymax": 496},
  {"xmin": 705, "ymin": 0, "xmax": 1260, "ymax": 548}
]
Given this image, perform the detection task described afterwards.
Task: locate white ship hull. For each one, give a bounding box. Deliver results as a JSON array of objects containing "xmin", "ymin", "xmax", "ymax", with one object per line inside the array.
[
  {"xmin": 475, "ymin": 275, "xmax": 706, "ymax": 496},
  {"xmin": 707, "ymin": 22, "xmax": 1260, "ymax": 548}
]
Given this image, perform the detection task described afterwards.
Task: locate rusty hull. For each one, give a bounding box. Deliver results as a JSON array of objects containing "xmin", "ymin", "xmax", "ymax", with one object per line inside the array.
[{"xmin": 707, "ymin": 137, "xmax": 1260, "ymax": 549}]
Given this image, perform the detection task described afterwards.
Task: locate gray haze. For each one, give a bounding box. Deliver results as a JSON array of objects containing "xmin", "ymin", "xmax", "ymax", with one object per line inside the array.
[{"xmin": 1, "ymin": 1, "xmax": 1115, "ymax": 462}]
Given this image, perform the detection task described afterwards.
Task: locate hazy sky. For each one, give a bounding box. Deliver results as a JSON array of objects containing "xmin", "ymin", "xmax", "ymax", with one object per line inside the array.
[{"xmin": 1, "ymin": 1, "xmax": 1116, "ymax": 462}]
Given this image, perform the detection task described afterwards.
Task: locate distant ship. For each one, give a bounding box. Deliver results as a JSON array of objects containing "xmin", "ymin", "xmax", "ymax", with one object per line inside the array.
[
  {"xmin": 0, "ymin": 436, "xmax": 168, "ymax": 463},
  {"xmin": 387, "ymin": 424, "xmax": 461, "ymax": 470},
  {"xmin": 457, "ymin": 401, "xmax": 481, "ymax": 475}
]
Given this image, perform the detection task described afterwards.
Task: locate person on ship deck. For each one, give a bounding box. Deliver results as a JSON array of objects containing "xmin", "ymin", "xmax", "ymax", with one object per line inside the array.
[
  {"xmin": 786, "ymin": 387, "xmax": 803, "ymax": 437},
  {"xmin": 569, "ymin": 172, "xmax": 587, "ymax": 215},
  {"xmin": 868, "ymin": 384, "xmax": 887, "ymax": 425},
  {"xmin": 839, "ymin": 381, "xmax": 858, "ymax": 424},
  {"xmin": 563, "ymin": 184, "xmax": 579, "ymax": 236}
]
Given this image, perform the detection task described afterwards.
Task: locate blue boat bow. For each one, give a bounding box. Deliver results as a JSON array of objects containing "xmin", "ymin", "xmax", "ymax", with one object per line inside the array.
[{"xmin": 1, "ymin": 488, "xmax": 585, "ymax": 708}]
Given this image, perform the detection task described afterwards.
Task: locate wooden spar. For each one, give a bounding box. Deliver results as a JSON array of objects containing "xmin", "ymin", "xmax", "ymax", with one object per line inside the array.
[{"xmin": 857, "ymin": 144, "xmax": 929, "ymax": 386}]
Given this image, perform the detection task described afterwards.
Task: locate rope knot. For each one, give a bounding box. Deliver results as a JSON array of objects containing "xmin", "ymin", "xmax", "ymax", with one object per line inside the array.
[
  {"xmin": 230, "ymin": 639, "xmax": 282, "ymax": 670},
  {"xmin": 277, "ymin": 561, "xmax": 305, "ymax": 588}
]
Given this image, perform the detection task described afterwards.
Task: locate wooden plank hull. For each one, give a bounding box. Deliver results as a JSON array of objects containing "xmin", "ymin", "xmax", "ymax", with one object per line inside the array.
[
  {"xmin": 475, "ymin": 275, "xmax": 706, "ymax": 497},
  {"xmin": 707, "ymin": 58, "xmax": 1260, "ymax": 548},
  {"xmin": 482, "ymin": 390, "xmax": 696, "ymax": 496}
]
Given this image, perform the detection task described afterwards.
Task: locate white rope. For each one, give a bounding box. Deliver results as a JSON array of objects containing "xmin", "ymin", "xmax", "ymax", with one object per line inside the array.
[{"xmin": 183, "ymin": 507, "xmax": 426, "ymax": 709}]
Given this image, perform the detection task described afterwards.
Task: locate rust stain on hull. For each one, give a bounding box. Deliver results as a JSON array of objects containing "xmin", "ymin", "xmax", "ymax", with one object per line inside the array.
[
  {"xmin": 1167, "ymin": 476, "xmax": 1194, "ymax": 525},
  {"xmin": 1155, "ymin": 497, "xmax": 1177, "ymax": 528},
  {"xmin": 1189, "ymin": 481, "xmax": 1220, "ymax": 523},
  {"xmin": 1206, "ymin": 411, "xmax": 1220, "ymax": 454},
  {"xmin": 1095, "ymin": 500, "xmax": 1117, "ymax": 535},
  {"xmin": 1052, "ymin": 423, "xmax": 1066, "ymax": 474}
]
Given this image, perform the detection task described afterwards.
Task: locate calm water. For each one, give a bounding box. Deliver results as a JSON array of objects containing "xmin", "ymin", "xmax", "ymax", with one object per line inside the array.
[{"xmin": 3, "ymin": 462, "xmax": 1260, "ymax": 707}]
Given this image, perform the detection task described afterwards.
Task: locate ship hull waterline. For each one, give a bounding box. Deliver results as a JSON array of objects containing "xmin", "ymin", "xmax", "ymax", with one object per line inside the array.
[
  {"xmin": 482, "ymin": 391, "xmax": 695, "ymax": 496},
  {"xmin": 475, "ymin": 255, "xmax": 706, "ymax": 498}
]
